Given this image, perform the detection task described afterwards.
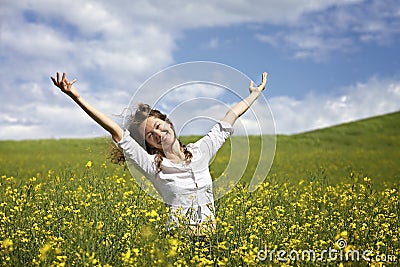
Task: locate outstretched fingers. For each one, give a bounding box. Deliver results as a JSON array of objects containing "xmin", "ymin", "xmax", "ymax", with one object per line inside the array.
[
  {"xmin": 256, "ymin": 72, "xmax": 267, "ymax": 91},
  {"xmin": 261, "ymin": 72, "xmax": 267, "ymax": 87},
  {"xmin": 51, "ymin": 72, "xmax": 62, "ymax": 87},
  {"xmin": 249, "ymin": 72, "xmax": 268, "ymax": 93},
  {"xmin": 51, "ymin": 76, "xmax": 57, "ymax": 85},
  {"xmin": 51, "ymin": 72, "xmax": 60, "ymax": 87},
  {"xmin": 51, "ymin": 72, "xmax": 76, "ymax": 91}
]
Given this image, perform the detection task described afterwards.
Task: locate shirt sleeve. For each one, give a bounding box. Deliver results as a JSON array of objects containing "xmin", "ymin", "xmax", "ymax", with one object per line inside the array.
[
  {"xmin": 116, "ymin": 129, "xmax": 157, "ymax": 175},
  {"xmin": 195, "ymin": 121, "xmax": 233, "ymax": 161}
]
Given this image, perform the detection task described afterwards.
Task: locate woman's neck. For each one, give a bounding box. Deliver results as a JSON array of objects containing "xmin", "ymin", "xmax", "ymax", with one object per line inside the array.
[{"xmin": 164, "ymin": 140, "xmax": 185, "ymax": 163}]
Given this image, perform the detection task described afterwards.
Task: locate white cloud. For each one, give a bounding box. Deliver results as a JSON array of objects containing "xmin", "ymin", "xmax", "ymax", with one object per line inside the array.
[
  {"xmin": 268, "ymin": 77, "xmax": 400, "ymax": 134},
  {"xmin": 204, "ymin": 38, "xmax": 220, "ymax": 49},
  {"xmin": 255, "ymin": 0, "xmax": 400, "ymax": 60},
  {"xmin": 164, "ymin": 76, "xmax": 400, "ymax": 136}
]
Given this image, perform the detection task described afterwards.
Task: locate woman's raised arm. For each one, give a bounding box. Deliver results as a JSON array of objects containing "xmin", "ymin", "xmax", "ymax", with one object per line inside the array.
[
  {"xmin": 51, "ymin": 72, "xmax": 124, "ymax": 142},
  {"xmin": 222, "ymin": 72, "xmax": 268, "ymax": 126}
]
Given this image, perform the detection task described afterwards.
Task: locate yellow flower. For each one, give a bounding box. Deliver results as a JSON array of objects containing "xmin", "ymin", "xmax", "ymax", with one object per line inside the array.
[
  {"xmin": 88, "ymin": 252, "xmax": 98, "ymax": 265},
  {"xmin": 54, "ymin": 247, "xmax": 62, "ymax": 255},
  {"xmin": 39, "ymin": 243, "xmax": 52, "ymax": 260},
  {"xmin": 122, "ymin": 248, "xmax": 131, "ymax": 261},
  {"xmin": 340, "ymin": 231, "xmax": 348, "ymax": 239},
  {"xmin": 168, "ymin": 249, "xmax": 177, "ymax": 257},
  {"xmin": 85, "ymin": 160, "xmax": 93, "ymax": 169},
  {"xmin": 218, "ymin": 241, "xmax": 228, "ymax": 250},
  {"xmin": 2, "ymin": 238, "xmax": 14, "ymax": 251},
  {"xmin": 97, "ymin": 221, "xmax": 104, "ymax": 230},
  {"xmin": 132, "ymin": 248, "xmax": 139, "ymax": 256},
  {"xmin": 145, "ymin": 209, "xmax": 159, "ymax": 222},
  {"xmin": 217, "ymin": 257, "xmax": 229, "ymax": 266}
]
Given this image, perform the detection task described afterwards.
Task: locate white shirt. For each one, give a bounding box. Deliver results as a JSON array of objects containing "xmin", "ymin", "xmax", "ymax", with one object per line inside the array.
[{"xmin": 117, "ymin": 121, "xmax": 233, "ymax": 230}]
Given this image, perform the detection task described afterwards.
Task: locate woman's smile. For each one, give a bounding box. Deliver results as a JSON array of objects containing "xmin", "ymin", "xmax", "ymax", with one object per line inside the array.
[
  {"xmin": 141, "ymin": 116, "xmax": 175, "ymax": 149},
  {"xmin": 160, "ymin": 132, "xmax": 168, "ymax": 143}
]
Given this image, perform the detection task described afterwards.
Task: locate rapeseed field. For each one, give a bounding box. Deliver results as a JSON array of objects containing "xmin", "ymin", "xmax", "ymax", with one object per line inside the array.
[{"xmin": 0, "ymin": 162, "xmax": 398, "ymax": 266}]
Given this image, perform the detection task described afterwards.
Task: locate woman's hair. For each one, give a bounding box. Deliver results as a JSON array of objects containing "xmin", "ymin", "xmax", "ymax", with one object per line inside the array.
[{"xmin": 110, "ymin": 103, "xmax": 192, "ymax": 172}]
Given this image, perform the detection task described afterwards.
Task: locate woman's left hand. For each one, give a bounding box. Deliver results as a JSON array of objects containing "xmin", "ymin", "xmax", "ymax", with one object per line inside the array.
[
  {"xmin": 249, "ymin": 72, "xmax": 268, "ymax": 94},
  {"xmin": 51, "ymin": 72, "xmax": 80, "ymax": 100}
]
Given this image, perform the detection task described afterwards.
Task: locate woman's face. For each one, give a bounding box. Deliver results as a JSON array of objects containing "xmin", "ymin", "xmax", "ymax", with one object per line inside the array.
[{"xmin": 140, "ymin": 116, "xmax": 175, "ymax": 150}]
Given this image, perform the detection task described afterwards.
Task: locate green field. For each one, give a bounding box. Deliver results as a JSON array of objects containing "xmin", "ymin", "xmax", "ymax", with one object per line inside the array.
[
  {"xmin": 0, "ymin": 112, "xmax": 399, "ymax": 266},
  {"xmin": 271, "ymin": 110, "xmax": 400, "ymax": 188},
  {"xmin": 2, "ymin": 111, "xmax": 399, "ymax": 188}
]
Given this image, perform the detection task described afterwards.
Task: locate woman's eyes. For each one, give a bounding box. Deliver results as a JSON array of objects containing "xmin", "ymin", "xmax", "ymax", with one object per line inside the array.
[{"xmin": 146, "ymin": 122, "xmax": 161, "ymax": 139}]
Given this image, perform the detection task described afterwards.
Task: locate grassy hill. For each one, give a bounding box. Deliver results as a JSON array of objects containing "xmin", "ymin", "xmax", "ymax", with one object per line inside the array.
[
  {"xmin": 269, "ymin": 111, "xmax": 400, "ymax": 188},
  {"xmin": 0, "ymin": 111, "xmax": 399, "ymax": 188},
  {"xmin": 0, "ymin": 137, "xmax": 113, "ymax": 179}
]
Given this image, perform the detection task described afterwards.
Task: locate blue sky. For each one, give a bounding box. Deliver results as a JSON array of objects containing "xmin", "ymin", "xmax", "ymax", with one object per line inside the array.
[
  {"xmin": 173, "ymin": 5, "xmax": 400, "ymax": 98},
  {"xmin": 1, "ymin": 0, "xmax": 400, "ymax": 139}
]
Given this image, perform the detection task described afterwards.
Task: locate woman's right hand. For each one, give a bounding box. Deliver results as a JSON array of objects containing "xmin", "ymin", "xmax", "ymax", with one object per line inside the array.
[{"xmin": 51, "ymin": 72, "xmax": 80, "ymax": 99}]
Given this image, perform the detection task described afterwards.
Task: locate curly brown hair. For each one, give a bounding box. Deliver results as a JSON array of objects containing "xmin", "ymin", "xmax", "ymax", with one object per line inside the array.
[{"xmin": 110, "ymin": 103, "xmax": 192, "ymax": 172}]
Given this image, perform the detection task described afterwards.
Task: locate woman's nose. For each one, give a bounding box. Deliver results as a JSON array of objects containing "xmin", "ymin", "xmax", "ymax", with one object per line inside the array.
[{"xmin": 154, "ymin": 129, "xmax": 162, "ymax": 137}]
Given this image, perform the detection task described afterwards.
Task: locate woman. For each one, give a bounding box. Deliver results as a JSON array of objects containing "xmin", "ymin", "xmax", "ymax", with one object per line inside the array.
[{"xmin": 51, "ymin": 71, "xmax": 267, "ymax": 235}]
